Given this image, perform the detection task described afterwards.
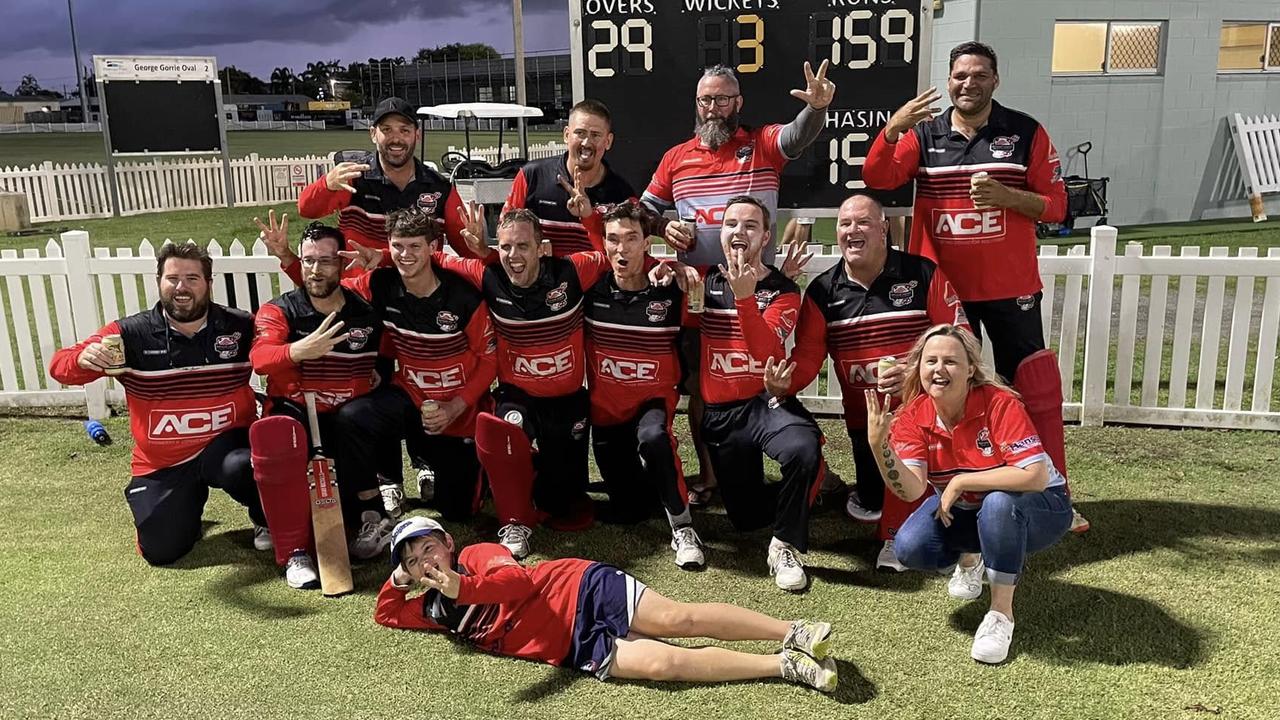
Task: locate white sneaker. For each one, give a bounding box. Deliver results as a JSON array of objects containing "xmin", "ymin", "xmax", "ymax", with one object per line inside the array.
[
  {"xmin": 971, "ymin": 610, "xmax": 1015, "ymax": 664},
  {"xmin": 876, "ymin": 539, "xmax": 907, "ymax": 572},
  {"xmin": 783, "ymin": 619, "xmax": 832, "ymax": 659},
  {"xmin": 416, "ymin": 467, "xmax": 436, "ymax": 503},
  {"xmin": 947, "ymin": 557, "xmax": 987, "ymax": 600},
  {"xmin": 768, "ymin": 539, "xmax": 808, "ymax": 592},
  {"xmin": 284, "ymin": 552, "xmax": 320, "ymax": 590},
  {"xmin": 350, "ymin": 510, "xmax": 395, "ymax": 560},
  {"xmin": 670, "ymin": 526, "xmax": 706, "ymax": 569},
  {"xmin": 252, "ymin": 524, "xmax": 273, "ymax": 551},
  {"xmin": 379, "ymin": 482, "xmax": 407, "ymax": 521},
  {"xmin": 844, "ymin": 493, "xmax": 882, "ymax": 523},
  {"xmin": 497, "ymin": 523, "xmax": 533, "ymax": 560},
  {"xmin": 1070, "ymin": 508, "xmax": 1091, "ymax": 534},
  {"xmin": 779, "ymin": 650, "xmax": 838, "ymax": 692}
]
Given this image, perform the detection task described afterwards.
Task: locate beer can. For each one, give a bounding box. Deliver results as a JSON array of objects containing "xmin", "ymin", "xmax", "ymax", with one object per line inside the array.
[
  {"xmin": 680, "ymin": 216, "xmax": 698, "ymax": 250},
  {"xmin": 970, "ymin": 171, "xmax": 990, "ymax": 209},
  {"xmin": 877, "ymin": 356, "xmax": 897, "ymax": 394},
  {"xmin": 420, "ymin": 399, "xmax": 439, "ymax": 421},
  {"xmin": 687, "ymin": 277, "xmax": 705, "ymax": 314},
  {"xmin": 102, "ymin": 334, "xmax": 126, "ymax": 376}
]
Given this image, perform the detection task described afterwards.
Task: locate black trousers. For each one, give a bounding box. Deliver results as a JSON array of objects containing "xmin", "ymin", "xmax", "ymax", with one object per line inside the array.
[
  {"xmin": 961, "ymin": 291, "xmax": 1047, "ymax": 383},
  {"xmin": 700, "ymin": 392, "xmax": 823, "ymax": 552},
  {"xmin": 591, "ymin": 400, "xmax": 688, "ymax": 525},
  {"xmin": 268, "ymin": 395, "xmax": 384, "ymax": 527},
  {"xmin": 361, "ymin": 385, "xmax": 484, "ymax": 521},
  {"xmin": 845, "ymin": 424, "xmax": 885, "ymax": 512},
  {"xmin": 493, "ymin": 383, "xmax": 590, "ymax": 519},
  {"xmin": 125, "ymin": 427, "xmax": 264, "ymax": 566}
]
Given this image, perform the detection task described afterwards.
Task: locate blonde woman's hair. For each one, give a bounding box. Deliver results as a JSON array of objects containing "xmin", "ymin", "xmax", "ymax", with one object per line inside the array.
[{"xmin": 899, "ymin": 324, "xmax": 1018, "ymax": 406}]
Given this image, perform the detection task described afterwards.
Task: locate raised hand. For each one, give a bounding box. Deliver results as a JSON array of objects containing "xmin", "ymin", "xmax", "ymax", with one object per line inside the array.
[
  {"xmin": 779, "ymin": 241, "xmax": 814, "ymax": 281},
  {"xmin": 458, "ymin": 201, "xmax": 490, "ymax": 257},
  {"xmin": 420, "ymin": 560, "xmax": 462, "ymax": 599},
  {"xmin": 885, "ymin": 87, "xmax": 943, "ymax": 140},
  {"xmin": 790, "ymin": 60, "xmax": 835, "ymax": 109},
  {"xmin": 338, "ymin": 243, "xmax": 383, "ymax": 272},
  {"xmin": 763, "ymin": 356, "xmax": 796, "ymax": 397},
  {"xmin": 719, "ymin": 248, "xmax": 759, "ymax": 300},
  {"xmin": 557, "ymin": 170, "xmax": 592, "ymax": 218},
  {"xmin": 864, "ymin": 388, "xmax": 895, "ymax": 449},
  {"xmin": 76, "ymin": 341, "xmax": 116, "ymax": 372},
  {"xmin": 253, "ymin": 209, "xmax": 292, "ymax": 260},
  {"xmin": 663, "ymin": 219, "xmax": 694, "ymax": 252},
  {"xmin": 324, "ymin": 162, "xmax": 369, "ymax": 193},
  {"xmin": 288, "ymin": 312, "xmax": 349, "ymax": 363}
]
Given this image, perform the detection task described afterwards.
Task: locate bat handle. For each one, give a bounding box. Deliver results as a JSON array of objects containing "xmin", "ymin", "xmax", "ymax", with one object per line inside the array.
[{"xmin": 303, "ymin": 391, "xmax": 323, "ymax": 452}]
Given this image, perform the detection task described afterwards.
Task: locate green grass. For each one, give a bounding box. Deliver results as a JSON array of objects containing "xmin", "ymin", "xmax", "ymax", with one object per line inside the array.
[
  {"xmin": 0, "ymin": 130, "xmax": 563, "ymax": 169},
  {"xmin": 1, "ymin": 414, "xmax": 1278, "ymax": 719}
]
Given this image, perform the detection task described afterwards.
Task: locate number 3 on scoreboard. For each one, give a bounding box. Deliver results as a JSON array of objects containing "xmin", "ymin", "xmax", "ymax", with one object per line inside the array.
[{"xmin": 589, "ymin": 19, "xmax": 653, "ymax": 78}]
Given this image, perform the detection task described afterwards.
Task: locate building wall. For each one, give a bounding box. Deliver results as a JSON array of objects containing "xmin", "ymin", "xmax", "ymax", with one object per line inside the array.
[{"xmin": 972, "ymin": 0, "xmax": 1280, "ymax": 224}]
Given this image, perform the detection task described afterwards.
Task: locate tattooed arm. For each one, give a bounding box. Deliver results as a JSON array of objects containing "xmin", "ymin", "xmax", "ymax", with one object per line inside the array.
[{"xmin": 863, "ymin": 389, "xmax": 928, "ymax": 503}]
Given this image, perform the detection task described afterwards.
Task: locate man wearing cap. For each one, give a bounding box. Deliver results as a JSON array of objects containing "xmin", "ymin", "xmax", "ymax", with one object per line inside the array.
[{"xmin": 376, "ymin": 516, "xmax": 839, "ymax": 692}]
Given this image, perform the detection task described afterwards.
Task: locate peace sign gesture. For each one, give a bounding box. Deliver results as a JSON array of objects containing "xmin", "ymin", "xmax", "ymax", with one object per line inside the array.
[
  {"xmin": 764, "ymin": 356, "xmax": 796, "ymax": 398},
  {"xmin": 420, "ymin": 560, "xmax": 461, "ymax": 599},
  {"xmin": 557, "ymin": 170, "xmax": 592, "ymax": 219},
  {"xmin": 457, "ymin": 201, "xmax": 490, "ymax": 257},
  {"xmin": 288, "ymin": 312, "xmax": 349, "ymax": 363},
  {"xmin": 864, "ymin": 388, "xmax": 895, "ymax": 449},
  {"xmin": 253, "ymin": 209, "xmax": 292, "ymax": 261},
  {"xmin": 719, "ymin": 248, "xmax": 759, "ymax": 300},
  {"xmin": 790, "ymin": 60, "xmax": 835, "ymax": 110},
  {"xmin": 779, "ymin": 241, "xmax": 814, "ymax": 281}
]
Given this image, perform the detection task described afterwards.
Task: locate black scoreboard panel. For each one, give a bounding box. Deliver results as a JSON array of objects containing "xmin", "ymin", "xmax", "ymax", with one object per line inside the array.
[
  {"xmin": 572, "ymin": 0, "xmax": 928, "ymax": 211},
  {"xmin": 103, "ymin": 80, "xmax": 221, "ymax": 154}
]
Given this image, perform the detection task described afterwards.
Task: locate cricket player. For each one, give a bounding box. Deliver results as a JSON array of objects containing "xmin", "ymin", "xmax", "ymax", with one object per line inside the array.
[
  {"xmin": 49, "ymin": 243, "xmax": 266, "ymax": 566},
  {"xmin": 376, "ymin": 516, "xmax": 838, "ymax": 691}
]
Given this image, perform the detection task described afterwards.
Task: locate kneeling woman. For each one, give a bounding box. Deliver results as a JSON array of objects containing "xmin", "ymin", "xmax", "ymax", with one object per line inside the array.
[
  {"xmin": 865, "ymin": 324, "xmax": 1072, "ymax": 664},
  {"xmin": 375, "ymin": 517, "xmax": 838, "ymax": 691}
]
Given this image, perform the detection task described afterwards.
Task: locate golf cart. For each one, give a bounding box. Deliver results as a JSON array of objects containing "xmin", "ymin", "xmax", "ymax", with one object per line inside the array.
[{"xmin": 416, "ymin": 102, "xmax": 546, "ymax": 207}]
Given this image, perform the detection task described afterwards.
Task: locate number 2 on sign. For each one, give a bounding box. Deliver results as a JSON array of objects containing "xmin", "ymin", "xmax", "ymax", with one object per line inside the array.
[
  {"xmin": 588, "ymin": 18, "xmax": 653, "ymax": 78},
  {"xmin": 829, "ymin": 133, "xmax": 870, "ymax": 189}
]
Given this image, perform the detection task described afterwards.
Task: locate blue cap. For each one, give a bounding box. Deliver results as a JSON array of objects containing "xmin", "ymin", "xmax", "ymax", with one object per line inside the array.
[{"xmin": 389, "ymin": 516, "xmax": 446, "ymax": 566}]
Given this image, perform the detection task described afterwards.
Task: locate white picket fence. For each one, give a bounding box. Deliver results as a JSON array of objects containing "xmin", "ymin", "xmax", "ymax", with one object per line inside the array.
[
  {"xmin": 225, "ymin": 120, "xmax": 326, "ymax": 131},
  {"xmin": 0, "ymin": 226, "xmax": 1277, "ymax": 430},
  {"xmin": 1231, "ymin": 114, "xmax": 1280, "ymax": 221},
  {"xmin": 0, "ymin": 123, "xmax": 102, "ymax": 134},
  {"xmin": 444, "ymin": 142, "xmax": 568, "ymax": 165}
]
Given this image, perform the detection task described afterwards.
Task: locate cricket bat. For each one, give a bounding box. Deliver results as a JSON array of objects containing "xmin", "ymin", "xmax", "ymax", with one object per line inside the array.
[{"xmin": 305, "ymin": 392, "xmax": 353, "ymax": 597}]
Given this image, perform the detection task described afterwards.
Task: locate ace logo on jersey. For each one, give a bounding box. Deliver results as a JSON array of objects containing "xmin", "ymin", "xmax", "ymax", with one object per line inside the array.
[{"xmin": 148, "ymin": 403, "xmax": 236, "ymax": 440}]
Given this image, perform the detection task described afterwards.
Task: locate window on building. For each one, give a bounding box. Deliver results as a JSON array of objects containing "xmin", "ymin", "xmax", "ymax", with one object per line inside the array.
[
  {"xmin": 1052, "ymin": 21, "xmax": 1164, "ymax": 75},
  {"xmin": 1218, "ymin": 22, "xmax": 1280, "ymax": 72},
  {"xmin": 478, "ymin": 86, "xmax": 494, "ymax": 102}
]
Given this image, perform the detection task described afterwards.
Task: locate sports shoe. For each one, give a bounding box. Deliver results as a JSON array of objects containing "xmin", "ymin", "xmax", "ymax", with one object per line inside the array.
[
  {"xmin": 284, "ymin": 552, "xmax": 320, "ymax": 590},
  {"xmin": 947, "ymin": 557, "xmax": 987, "ymax": 600},
  {"xmin": 252, "ymin": 524, "xmax": 273, "ymax": 551},
  {"xmin": 416, "ymin": 466, "xmax": 436, "ymax": 503},
  {"xmin": 670, "ymin": 526, "xmax": 705, "ymax": 569},
  {"xmin": 876, "ymin": 539, "xmax": 907, "ymax": 572},
  {"xmin": 497, "ymin": 523, "xmax": 533, "ymax": 560},
  {"xmin": 1070, "ymin": 508, "xmax": 1091, "ymax": 534},
  {"xmin": 768, "ymin": 539, "xmax": 808, "ymax": 592},
  {"xmin": 379, "ymin": 481, "xmax": 407, "ymax": 521},
  {"xmin": 350, "ymin": 510, "xmax": 395, "ymax": 560},
  {"xmin": 971, "ymin": 610, "xmax": 1015, "ymax": 664},
  {"xmin": 844, "ymin": 493, "xmax": 882, "ymax": 523},
  {"xmin": 779, "ymin": 650, "xmax": 838, "ymax": 692},
  {"xmin": 783, "ymin": 620, "xmax": 832, "ymax": 659}
]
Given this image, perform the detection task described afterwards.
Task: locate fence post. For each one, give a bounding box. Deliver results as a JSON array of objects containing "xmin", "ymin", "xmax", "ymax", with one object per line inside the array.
[
  {"xmin": 60, "ymin": 230, "xmax": 108, "ymax": 419},
  {"xmin": 1080, "ymin": 225, "xmax": 1117, "ymax": 426},
  {"xmin": 39, "ymin": 161, "xmax": 58, "ymax": 219}
]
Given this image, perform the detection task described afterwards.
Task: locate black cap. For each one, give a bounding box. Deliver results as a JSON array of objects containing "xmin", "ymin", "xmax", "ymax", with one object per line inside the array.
[{"xmin": 372, "ymin": 97, "xmax": 416, "ymax": 126}]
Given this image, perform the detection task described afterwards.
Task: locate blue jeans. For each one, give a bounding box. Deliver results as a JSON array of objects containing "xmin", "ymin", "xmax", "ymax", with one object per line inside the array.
[{"xmin": 894, "ymin": 486, "xmax": 1072, "ymax": 586}]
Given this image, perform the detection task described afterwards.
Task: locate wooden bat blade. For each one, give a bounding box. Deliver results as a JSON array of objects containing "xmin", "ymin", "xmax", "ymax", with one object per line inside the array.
[{"xmin": 309, "ymin": 453, "xmax": 353, "ymax": 596}]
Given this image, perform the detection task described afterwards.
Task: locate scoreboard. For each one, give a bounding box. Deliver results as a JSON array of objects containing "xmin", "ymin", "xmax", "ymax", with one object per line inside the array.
[{"xmin": 569, "ymin": 0, "xmax": 932, "ymax": 213}]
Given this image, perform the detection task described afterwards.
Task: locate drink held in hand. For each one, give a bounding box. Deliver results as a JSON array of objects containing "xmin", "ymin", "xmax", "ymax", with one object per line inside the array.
[
  {"xmin": 970, "ymin": 171, "xmax": 990, "ymax": 209},
  {"xmin": 687, "ymin": 277, "xmax": 706, "ymax": 314},
  {"xmin": 420, "ymin": 399, "xmax": 439, "ymax": 422},
  {"xmin": 681, "ymin": 216, "xmax": 698, "ymax": 250},
  {"xmin": 101, "ymin": 334, "xmax": 126, "ymax": 376},
  {"xmin": 877, "ymin": 356, "xmax": 898, "ymax": 394}
]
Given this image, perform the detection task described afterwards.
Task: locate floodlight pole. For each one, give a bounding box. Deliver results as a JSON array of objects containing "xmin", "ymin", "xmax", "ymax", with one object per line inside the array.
[
  {"xmin": 67, "ymin": 0, "xmax": 90, "ymax": 122},
  {"xmin": 513, "ymin": 0, "xmax": 529, "ymax": 156}
]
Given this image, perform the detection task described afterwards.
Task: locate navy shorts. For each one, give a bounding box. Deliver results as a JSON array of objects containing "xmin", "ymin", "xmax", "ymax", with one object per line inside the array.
[{"xmin": 565, "ymin": 563, "xmax": 647, "ymax": 680}]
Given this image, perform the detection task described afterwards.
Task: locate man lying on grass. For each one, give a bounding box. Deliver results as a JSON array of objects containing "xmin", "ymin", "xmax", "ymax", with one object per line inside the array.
[{"xmin": 375, "ymin": 516, "xmax": 838, "ymax": 691}]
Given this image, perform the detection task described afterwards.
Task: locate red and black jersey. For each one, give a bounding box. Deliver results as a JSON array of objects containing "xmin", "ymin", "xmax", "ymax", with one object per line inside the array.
[
  {"xmin": 699, "ymin": 266, "xmax": 800, "ymax": 405},
  {"xmin": 290, "ymin": 155, "xmax": 472, "ymax": 282},
  {"xmin": 345, "ymin": 265, "xmax": 496, "ymax": 437},
  {"xmin": 434, "ymin": 251, "xmax": 611, "ymax": 398},
  {"xmin": 583, "ymin": 274, "xmax": 686, "ymax": 426},
  {"xmin": 864, "ymin": 101, "xmax": 1067, "ymax": 302},
  {"xmin": 891, "ymin": 384, "xmax": 1067, "ymax": 508},
  {"xmin": 375, "ymin": 543, "xmax": 594, "ymax": 667},
  {"xmin": 49, "ymin": 304, "xmax": 256, "ymax": 476},
  {"xmin": 250, "ymin": 288, "xmax": 383, "ymax": 413},
  {"xmin": 788, "ymin": 249, "xmax": 969, "ymax": 428},
  {"xmin": 502, "ymin": 153, "xmax": 636, "ymax": 256}
]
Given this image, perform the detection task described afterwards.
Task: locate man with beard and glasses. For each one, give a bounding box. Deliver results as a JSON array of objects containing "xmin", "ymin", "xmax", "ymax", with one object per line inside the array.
[
  {"xmin": 251, "ymin": 221, "xmax": 397, "ymax": 578},
  {"xmin": 863, "ymin": 41, "xmax": 1089, "ymax": 534},
  {"xmin": 502, "ymin": 99, "xmax": 636, "ymax": 256},
  {"xmin": 639, "ymin": 62, "xmax": 834, "ymax": 505},
  {"xmin": 50, "ymin": 243, "xmax": 266, "ymax": 566}
]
